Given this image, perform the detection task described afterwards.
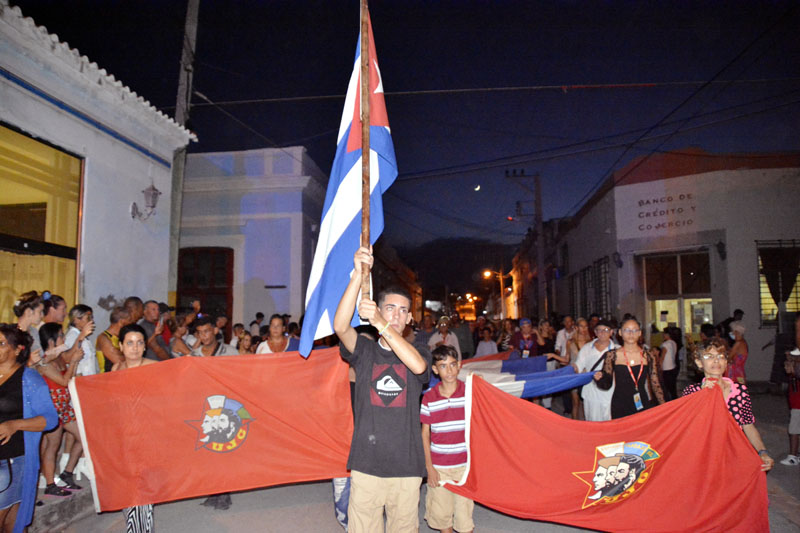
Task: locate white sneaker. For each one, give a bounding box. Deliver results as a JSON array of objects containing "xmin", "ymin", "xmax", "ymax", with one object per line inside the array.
[{"xmin": 780, "ymin": 454, "xmax": 799, "ymax": 466}]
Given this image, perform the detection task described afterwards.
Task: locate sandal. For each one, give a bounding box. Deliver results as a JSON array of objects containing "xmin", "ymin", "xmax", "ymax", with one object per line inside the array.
[{"xmin": 44, "ymin": 483, "xmax": 71, "ymax": 497}]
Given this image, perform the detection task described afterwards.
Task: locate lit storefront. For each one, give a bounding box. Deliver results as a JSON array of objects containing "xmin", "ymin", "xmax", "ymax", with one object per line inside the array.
[{"xmin": 550, "ymin": 148, "xmax": 800, "ymax": 380}]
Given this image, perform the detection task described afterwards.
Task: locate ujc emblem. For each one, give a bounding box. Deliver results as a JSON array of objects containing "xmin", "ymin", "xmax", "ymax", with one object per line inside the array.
[
  {"xmin": 572, "ymin": 441, "xmax": 660, "ymax": 508},
  {"xmin": 186, "ymin": 394, "xmax": 254, "ymax": 453}
]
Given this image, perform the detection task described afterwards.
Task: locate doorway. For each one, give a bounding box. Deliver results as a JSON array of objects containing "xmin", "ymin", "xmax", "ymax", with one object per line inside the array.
[
  {"xmin": 178, "ymin": 247, "xmax": 233, "ymax": 338},
  {"xmin": 642, "ymin": 252, "xmax": 712, "ymax": 344}
]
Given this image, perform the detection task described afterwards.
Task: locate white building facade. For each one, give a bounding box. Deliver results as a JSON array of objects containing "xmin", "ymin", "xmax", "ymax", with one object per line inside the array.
[
  {"xmin": 0, "ymin": 2, "xmax": 193, "ymax": 324},
  {"xmin": 180, "ymin": 147, "xmax": 326, "ymax": 325},
  {"xmin": 553, "ymin": 148, "xmax": 800, "ymax": 381}
]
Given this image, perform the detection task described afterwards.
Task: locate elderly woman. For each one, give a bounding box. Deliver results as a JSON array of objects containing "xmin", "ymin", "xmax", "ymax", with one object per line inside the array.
[
  {"xmin": 727, "ymin": 322, "xmax": 748, "ymax": 385},
  {"xmin": 594, "ymin": 317, "xmax": 664, "ymax": 419},
  {"xmin": 0, "ymin": 324, "xmax": 58, "ymax": 533},
  {"xmin": 682, "ymin": 338, "xmax": 773, "ymax": 471}
]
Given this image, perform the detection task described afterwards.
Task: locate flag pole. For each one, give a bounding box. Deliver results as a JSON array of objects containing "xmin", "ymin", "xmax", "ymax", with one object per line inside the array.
[{"xmin": 359, "ymin": 0, "xmax": 371, "ymax": 298}]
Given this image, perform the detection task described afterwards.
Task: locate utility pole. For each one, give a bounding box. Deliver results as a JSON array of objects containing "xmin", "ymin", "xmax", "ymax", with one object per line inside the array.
[
  {"xmin": 168, "ymin": 0, "xmax": 200, "ymax": 307},
  {"xmin": 535, "ymin": 173, "xmax": 547, "ymax": 318}
]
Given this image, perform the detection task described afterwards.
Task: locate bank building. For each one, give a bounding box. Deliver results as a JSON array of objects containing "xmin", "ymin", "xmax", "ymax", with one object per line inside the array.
[{"xmin": 510, "ymin": 147, "xmax": 800, "ymax": 382}]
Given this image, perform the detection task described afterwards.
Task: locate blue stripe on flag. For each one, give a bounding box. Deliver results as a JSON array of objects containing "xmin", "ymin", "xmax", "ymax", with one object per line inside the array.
[
  {"xmin": 299, "ymin": 20, "xmax": 397, "ymax": 357},
  {"xmin": 499, "ymin": 356, "xmax": 547, "ymax": 374}
]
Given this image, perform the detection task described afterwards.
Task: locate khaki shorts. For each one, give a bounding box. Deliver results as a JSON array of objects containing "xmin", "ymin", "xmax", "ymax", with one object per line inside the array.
[
  {"xmin": 425, "ymin": 465, "xmax": 474, "ymax": 532},
  {"xmin": 790, "ymin": 409, "xmax": 800, "ymax": 435},
  {"xmin": 348, "ymin": 470, "xmax": 422, "ymax": 533}
]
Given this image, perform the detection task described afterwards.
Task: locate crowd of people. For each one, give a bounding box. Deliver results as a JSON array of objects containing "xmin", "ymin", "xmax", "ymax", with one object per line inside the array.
[{"xmin": 0, "ymin": 277, "xmax": 797, "ymax": 533}]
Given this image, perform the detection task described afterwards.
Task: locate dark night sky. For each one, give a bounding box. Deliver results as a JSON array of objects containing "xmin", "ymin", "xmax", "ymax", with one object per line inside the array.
[{"xmin": 9, "ymin": 0, "xmax": 800, "ymax": 255}]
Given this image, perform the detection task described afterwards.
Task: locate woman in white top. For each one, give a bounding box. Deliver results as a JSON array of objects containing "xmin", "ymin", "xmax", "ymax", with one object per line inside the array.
[
  {"xmin": 256, "ymin": 314, "xmax": 290, "ymax": 354},
  {"xmin": 64, "ymin": 305, "xmax": 97, "ymax": 376}
]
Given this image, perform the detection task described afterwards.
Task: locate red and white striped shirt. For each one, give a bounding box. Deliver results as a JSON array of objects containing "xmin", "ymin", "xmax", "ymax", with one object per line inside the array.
[{"xmin": 420, "ymin": 379, "xmax": 467, "ymax": 468}]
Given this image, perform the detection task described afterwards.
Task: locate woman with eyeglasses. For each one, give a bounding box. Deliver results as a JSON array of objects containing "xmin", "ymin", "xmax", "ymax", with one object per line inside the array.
[
  {"xmin": 594, "ymin": 317, "xmax": 664, "ymax": 419},
  {"xmin": 682, "ymin": 338, "xmax": 774, "ymax": 471}
]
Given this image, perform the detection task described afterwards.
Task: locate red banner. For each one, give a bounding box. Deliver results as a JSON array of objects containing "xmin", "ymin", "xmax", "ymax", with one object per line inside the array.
[
  {"xmin": 70, "ymin": 348, "xmax": 352, "ymax": 511},
  {"xmin": 447, "ymin": 376, "xmax": 769, "ymax": 532}
]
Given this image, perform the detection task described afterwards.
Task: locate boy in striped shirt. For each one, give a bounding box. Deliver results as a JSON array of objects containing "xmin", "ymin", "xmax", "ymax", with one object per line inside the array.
[{"xmin": 421, "ymin": 345, "xmax": 474, "ymax": 533}]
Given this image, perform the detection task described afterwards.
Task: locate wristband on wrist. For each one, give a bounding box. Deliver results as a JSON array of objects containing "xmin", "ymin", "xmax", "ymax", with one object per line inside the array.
[
  {"xmin": 378, "ymin": 322, "xmax": 391, "ymax": 336},
  {"xmin": 757, "ymin": 449, "xmax": 769, "ymax": 456}
]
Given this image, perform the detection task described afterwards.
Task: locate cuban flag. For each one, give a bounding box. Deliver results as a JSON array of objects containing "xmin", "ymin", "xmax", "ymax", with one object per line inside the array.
[
  {"xmin": 299, "ymin": 15, "xmax": 397, "ymax": 357},
  {"xmin": 433, "ymin": 353, "xmax": 595, "ymax": 399}
]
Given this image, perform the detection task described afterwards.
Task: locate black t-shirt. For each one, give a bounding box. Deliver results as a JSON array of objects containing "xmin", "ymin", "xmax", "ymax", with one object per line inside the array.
[
  {"xmin": 340, "ymin": 335, "xmax": 430, "ymax": 477},
  {"xmin": 0, "ymin": 366, "xmax": 25, "ymax": 459}
]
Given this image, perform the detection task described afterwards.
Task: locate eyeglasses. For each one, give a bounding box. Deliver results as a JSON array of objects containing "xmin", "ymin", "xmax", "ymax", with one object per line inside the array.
[
  {"xmin": 701, "ymin": 353, "xmax": 726, "ymax": 360},
  {"xmin": 595, "ymin": 328, "xmax": 612, "ymax": 334},
  {"xmin": 621, "ymin": 328, "xmax": 640, "ymax": 334}
]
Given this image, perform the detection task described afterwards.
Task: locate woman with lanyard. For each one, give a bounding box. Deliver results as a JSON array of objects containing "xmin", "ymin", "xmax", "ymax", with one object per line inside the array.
[{"xmin": 593, "ymin": 317, "xmax": 664, "ymax": 419}]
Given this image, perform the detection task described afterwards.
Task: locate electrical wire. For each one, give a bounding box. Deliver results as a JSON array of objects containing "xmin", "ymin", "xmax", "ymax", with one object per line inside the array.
[
  {"xmin": 163, "ymin": 77, "xmax": 800, "ymax": 109},
  {"xmin": 562, "ymin": 3, "xmax": 798, "ymax": 217},
  {"xmin": 193, "ymin": 89, "xmax": 308, "ymax": 168},
  {"xmin": 386, "ymin": 190, "xmax": 526, "ymax": 240},
  {"xmin": 392, "ymin": 93, "xmax": 800, "ymax": 183}
]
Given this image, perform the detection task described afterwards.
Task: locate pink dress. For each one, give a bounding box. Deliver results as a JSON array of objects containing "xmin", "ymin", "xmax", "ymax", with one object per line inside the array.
[{"xmin": 726, "ymin": 343, "xmax": 748, "ymax": 384}]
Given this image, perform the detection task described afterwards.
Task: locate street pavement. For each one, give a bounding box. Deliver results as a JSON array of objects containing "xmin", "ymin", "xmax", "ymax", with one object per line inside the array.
[{"xmin": 65, "ymin": 382, "xmax": 800, "ymax": 533}]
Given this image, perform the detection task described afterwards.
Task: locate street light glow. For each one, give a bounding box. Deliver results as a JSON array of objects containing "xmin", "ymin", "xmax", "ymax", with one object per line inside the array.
[{"xmin": 483, "ymin": 270, "xmax": 492, "ymax": 278}]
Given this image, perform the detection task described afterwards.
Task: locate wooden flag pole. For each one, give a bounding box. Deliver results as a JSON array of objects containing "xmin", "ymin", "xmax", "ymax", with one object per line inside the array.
[{"xmin": 359, "ymin": 0, "xmax": 371, "ymax": 297}]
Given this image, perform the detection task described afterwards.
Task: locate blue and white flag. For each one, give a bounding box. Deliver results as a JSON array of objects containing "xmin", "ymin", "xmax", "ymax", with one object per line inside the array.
[
  {"xmin": 300, "ymin": 15, "xmax": 397, "ymax": 357},
  {"xmin": 432, "ymin": 356, "xmax": 594, "ymax": 399}
]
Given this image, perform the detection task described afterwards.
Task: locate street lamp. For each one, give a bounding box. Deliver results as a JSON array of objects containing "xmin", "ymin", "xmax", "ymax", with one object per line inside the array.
[{"xmin": 483, "ymin": 269, "xmax": 511, "ymax": 319}]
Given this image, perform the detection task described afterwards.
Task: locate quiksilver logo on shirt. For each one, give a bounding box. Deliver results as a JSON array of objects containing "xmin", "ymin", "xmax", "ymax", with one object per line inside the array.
[{"xmin": 371, "ymin": 364, "xmax": 407, "ymax": 407}]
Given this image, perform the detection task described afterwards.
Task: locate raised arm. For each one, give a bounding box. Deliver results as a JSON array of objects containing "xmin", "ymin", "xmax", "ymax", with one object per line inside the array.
[
  {"xmin": 357, "ymin": 298, "xmax": 427, "ymax": 375},
  {"xmin": 333, "ymin": 247, "xmax": 371, "ymax": 353}
]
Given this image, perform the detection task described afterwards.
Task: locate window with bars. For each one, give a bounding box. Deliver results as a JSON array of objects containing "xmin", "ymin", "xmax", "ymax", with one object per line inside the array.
[
  {"xmin": 580, "ymin": 267, "xmax": 593, "ymax": 318},
  {"xmin": 569, "ymin": 274, "xmax": 577, "ymax": 318},
  {"xmin": 567, "ymin": 258, "xmax": 611, "ymax": 319},
  {"xmin": 594, "ymin": 256, "xmax": 611, "ymax": 318},
  {"xmin": 757, "ymin": 241, "xmax": 800, "ymax": 327}
]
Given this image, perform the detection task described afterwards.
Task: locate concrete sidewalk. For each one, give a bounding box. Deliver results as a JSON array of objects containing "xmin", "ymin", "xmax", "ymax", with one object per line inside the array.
[{"xmin": 42, "ymin": 381, "xmax": 800, "ymax": 532}]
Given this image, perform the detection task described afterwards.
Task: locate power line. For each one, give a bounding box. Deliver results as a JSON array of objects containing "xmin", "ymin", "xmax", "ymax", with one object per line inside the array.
[
  {"xmin": 392, "ymin": 92, "xmax": 800, "ymax": 183},
  {"xmin": 160, "ymin": 77, "xmax": 800, "ymax": 110},
  {"xmin": 386, "ymin": 190, "xmax": 526, "ymax": 240},
  {"xmin": 192, "ymin": 89, "xmax": 308, "ymax": 167},
  {"xmin": 563, "ymin": 3, "xmax": 798, "ymax": 217}
]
